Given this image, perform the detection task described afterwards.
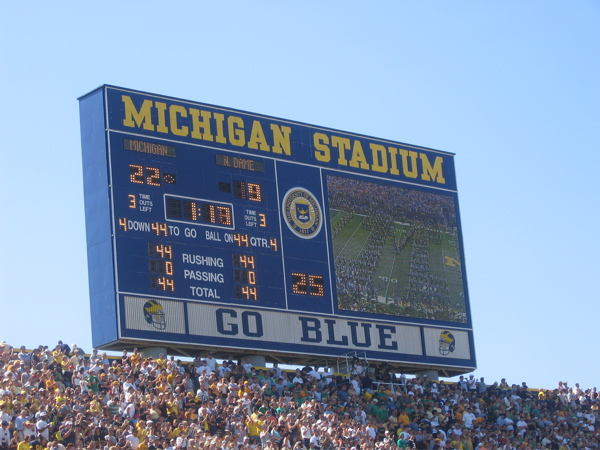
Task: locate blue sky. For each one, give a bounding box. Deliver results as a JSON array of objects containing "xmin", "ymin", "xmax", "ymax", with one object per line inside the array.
[{"xmin": 1, "ymin": 2, "xmax": 599, "ymax": 390}]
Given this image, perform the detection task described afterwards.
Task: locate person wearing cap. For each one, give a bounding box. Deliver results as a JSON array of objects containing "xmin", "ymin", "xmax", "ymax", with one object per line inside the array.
[
  {"xmin": 115, "ymin": 434, "xmax": 129, "ymax": 450},
  {"xmin": 299, "ymin": 419, "xmax": 312, "ymax": 450},
  {"xmin": 467, "ymin": 375, "xmax": 477, "ymax": 392},
  {"xmin": 195, "ymin": 361, "xmax": 211, "ymax": 378},
  {"xmin": 35, "ymin": 413, "xmax": 50, "ymax": 442},
  {"xmin": 241, "ymin": 358, "xmax": 253, "ymax": 375},
  {"xmin": 476, "ymin": 377, "xmax": 487, "ymax": 394},
  {"xmin": 215, "ymin": 361, "xmax": 230, "ymax": 379},
  {"xmin": 456, "ymin": 376, "xmax": 468, "ymax": 392},
  {"xmin": 0, "ymin": 421, "xmax": 10, "ymax": 449}
]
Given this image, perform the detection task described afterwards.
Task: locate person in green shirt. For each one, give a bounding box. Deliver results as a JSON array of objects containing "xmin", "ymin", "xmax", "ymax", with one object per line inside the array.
[
  {"xmin": 397, "ymin": 437, "xmax": 409, "ymax": 449},
  {"xmin": 87, "ymin": 373, "xmax": 99, "ymax": 393},
  {"xmin": 370, "ymin": 401, "xmax": 389, "ymax": 423}
]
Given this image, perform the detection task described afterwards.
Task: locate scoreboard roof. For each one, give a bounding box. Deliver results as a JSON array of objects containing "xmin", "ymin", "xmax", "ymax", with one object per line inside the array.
[{"xmin": 79, "ymin": 85, "xmax": 475, "ymax": 376}]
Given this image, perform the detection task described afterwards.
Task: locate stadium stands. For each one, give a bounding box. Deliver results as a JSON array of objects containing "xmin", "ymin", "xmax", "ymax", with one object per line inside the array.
[{"xmin": 0, "ymin": 341, "xmax": 596, "ymax": 450}]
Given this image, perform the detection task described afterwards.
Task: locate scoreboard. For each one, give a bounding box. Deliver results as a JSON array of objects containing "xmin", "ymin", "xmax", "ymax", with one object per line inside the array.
[{"xmin": 79, "ymin": 86, "xmax": 475, "ymax": 374}]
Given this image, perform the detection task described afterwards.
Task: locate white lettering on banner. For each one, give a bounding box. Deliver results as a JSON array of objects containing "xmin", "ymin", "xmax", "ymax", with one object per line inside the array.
[
  {"xmin": 182, "ymin": 254, "xmax": 224, "ymax": 267},
  {"xmin": 250, "ymin": 237, "xmax": 270, "ymax": 248},
  {"xmin": 189, "ymin": 287, "xmax": 221, "ymax": 298},
  {"xmin": 138, "ymin": 197, "xmax": 153, "ymax": 212},
  {"xmin": 206, "ymin": 231, "xmax": 221, "ymax": 241},
  {"xmin": 186, "ymin": 303, "xmax": 425, "ymax": 356},
  {"xmin": 127, "ymin": 220, "xmax": 150, "ymax": 232},
  {"xmin": 183, "ymin": 270, "xmax": 225, "ymax": 283}
]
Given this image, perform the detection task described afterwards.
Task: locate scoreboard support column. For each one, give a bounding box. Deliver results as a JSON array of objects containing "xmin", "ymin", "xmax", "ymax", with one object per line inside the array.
[{"xmin": 244, "ymin": 354, "xmax": 266, "ymax": 370}]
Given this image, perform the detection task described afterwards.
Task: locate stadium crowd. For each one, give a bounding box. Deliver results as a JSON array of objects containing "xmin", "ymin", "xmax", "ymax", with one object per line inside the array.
[
  {"xmin": 0, "ymin": 341, "xmax": 598, "ymax": 450},
  {"xmin": 326, "ymin": 176, "xmax": 456, "ymax": 227}
]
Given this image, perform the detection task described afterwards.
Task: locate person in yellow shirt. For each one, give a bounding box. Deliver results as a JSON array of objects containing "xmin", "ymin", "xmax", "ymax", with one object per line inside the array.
[
  {"xmin": 137, "ymin": 436, "xmax": 151, "ymax": 450},
  {"xmin": 461, "ymin": 431, "xmax": 474, "ymax": 450},
  {"xmin": 245, "ymin": 415, "xmax": 264, "ymax": 445},
  {"xmin": 398, "ymin": 410, "xmax": 411, "ymax": 427},
  {"xmin": 51, "ymin": 350, "xmax": 64, "ymax": 367},
  {"xmin": 135, "ymin": 421, "xmax": 149, "ymax": 443},
  {"xmin": 44, "ymin": 379, "xmax": 58, "ymax": 393},
  {"xmin": 450, "ymin": 438, "xmax": 464, "ymax": 450},
  {"xmin": 170, "ymin": 423, "xmax": 182, "ymax": 438},
  {"xmin": 111, "ymin": 361, "xmax": 123, "ymax": 376},
  {"xmin": 184, "ymin": 407, "xmax": 197, "ymax": 421},
  {"xmin": 238, "ymin": 381, "xmax": 252, "ymax": 398},
  {"xmin": 54, "ymin": 392, "xmax": 66, "ymax": 407},
  {"xmin": 166, "ymin": 399, "xmax": 179, "ymax": 417},
  {"xmin": 129, "ymin": 349, "xmax": 142, "ymax": 368},
  {"xmin": 156, "ymin": 380, "xmax": 170, "ymax": 394},
  {"xmin": 155, "ymin": 355, "xmax": 168, "ymax": 372},
  {"xmin": 455, "ymin": 408, "xmax": 464, "ymax": 426},
  {"xmin": 88, "ymin": 397, "xmax": 103, "ymax": 415},
  {"xmin": 179, "ymin": 422, "xmax": 190, "ymax": 439},
  {"xmin": 17, "ymin": 435, "xmax": 32, "ymax": 450},
  {"xmin": 166, "ymin": 372, "xmax": 176, "ymax": 387}
]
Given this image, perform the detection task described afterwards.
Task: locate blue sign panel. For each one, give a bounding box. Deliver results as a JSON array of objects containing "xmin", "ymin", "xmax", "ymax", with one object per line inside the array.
[{"xmin": 80, "ymin": 86, "xmax": 475, "ymax": 374}]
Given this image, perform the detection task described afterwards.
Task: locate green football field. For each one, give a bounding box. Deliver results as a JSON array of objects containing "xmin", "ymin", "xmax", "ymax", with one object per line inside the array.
[{"xmin": 329, "ymin": 208, "xmax": 467, "ymax": 322}]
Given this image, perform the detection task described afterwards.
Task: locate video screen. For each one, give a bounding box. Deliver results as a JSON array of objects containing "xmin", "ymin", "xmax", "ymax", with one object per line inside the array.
[{"xmin": 327, "ymin": 175, "xmax": 467, "ymax": 323}]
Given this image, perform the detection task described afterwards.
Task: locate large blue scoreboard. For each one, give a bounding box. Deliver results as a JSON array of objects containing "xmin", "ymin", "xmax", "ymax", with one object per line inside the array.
[{"xmin": 79, "ymin": 86, "xmax": 475, "ymax": 375}]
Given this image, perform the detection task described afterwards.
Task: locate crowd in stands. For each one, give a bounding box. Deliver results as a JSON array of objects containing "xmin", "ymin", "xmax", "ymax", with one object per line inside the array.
[
  {"xmin": 327, "ymin": 176, "xmax": 456, "ymax": 228},
  {"xmin": 1, "ymin": 341, "xmax": 598, "ymax": 450}
]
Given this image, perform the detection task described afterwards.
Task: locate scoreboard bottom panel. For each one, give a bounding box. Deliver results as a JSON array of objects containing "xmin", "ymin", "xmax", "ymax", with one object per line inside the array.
[{"xmin": 121, "ymin": 295, "xmax": 473, "ymax": 363}]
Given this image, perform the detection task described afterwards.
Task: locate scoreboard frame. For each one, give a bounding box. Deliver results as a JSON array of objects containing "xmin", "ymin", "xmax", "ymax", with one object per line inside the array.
[{"xmin": 79, "ymin": 85, "xmax": 476, "ymax": 376}]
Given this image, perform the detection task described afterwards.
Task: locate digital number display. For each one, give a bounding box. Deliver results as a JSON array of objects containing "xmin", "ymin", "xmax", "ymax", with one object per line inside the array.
[
  {"xmin": 151, "ymin": 276, "xmax": 175, "ymax": 291},
  {"xmin": 148, "ymin": 243, "xmax": 173, "ymax": 259},
  {"xmin": 149, "ymin": 260, "xmax": 174, "ymax": 275},
  {"xmin": 233, "ymin": 233, "xmax": 249, "ymax": 247},
  {"xmin": 151, "ymin": 222, "xmax": 168, "ymax": 236},
  {"xmin": 291, "ymin": 273, "xmax": 325, "ymax": 297},
  {"xmin": 233, "ymin": 254, "xmax": 255, "ymax": 268},
  {"xmin": 165, "ymin": 195, "xmax": 234, "ymax": 228},
  {"xmin": 233, "ymin": 180, "xmax": 262, "ymax": 201},
  {"xmin": 235, "ymin": 285, "xmax": 258, "ymax": 300},
  {"xmin": 129, "ymin": 164, "xmax": 176, "ymax": 186},
  {"xmin": 234, "ymin": 269, "xmax": 256, "ymax": 284}
]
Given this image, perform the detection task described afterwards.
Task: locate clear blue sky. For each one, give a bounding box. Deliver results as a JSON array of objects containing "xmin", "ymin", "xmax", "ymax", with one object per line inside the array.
[{"xmin": 1, "ymin": 2, "xmax": 599, "ymax": 390}]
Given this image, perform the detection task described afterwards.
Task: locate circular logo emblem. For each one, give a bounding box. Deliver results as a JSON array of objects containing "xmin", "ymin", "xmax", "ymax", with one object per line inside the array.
[{"xmin": 282, "ymin": 187, "xmax": 323, "ymax": 239}]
